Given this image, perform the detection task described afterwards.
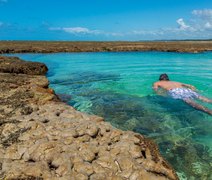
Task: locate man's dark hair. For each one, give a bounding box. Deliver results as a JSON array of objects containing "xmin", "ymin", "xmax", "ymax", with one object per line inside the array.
[{"xmin": 159, "ymin": 73, "xmax": 169, "ymax": 81}]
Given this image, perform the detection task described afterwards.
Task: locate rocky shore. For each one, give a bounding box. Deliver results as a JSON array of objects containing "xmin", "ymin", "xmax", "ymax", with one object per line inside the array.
[
  {"xmin": 0, "ymin": 41, "xmax": 212, "ymax": 53},
  {"xmin": 0, "ymin": 56, "xmax": 178, "ymax": 180}
]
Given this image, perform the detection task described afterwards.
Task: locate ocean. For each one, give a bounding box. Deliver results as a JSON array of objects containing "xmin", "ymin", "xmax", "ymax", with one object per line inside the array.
[{"xmin": 11, "ymin": 52, "xmax": 212, "ymax": 179}]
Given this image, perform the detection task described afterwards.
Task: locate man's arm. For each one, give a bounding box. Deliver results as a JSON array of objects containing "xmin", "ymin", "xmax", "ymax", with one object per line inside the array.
[
  {"xmin": 182, "ymin": 83, "xmax": 196, "ymax": 90},
  {"xmin": 153, "ymin": 82, "xmax": 159, "ymax": 91}
]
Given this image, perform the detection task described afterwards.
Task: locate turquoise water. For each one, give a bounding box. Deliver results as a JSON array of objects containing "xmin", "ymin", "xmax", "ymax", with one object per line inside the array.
[{"xmin": 10, "ymin": 52, "xmax": 212, "ymax": 179}]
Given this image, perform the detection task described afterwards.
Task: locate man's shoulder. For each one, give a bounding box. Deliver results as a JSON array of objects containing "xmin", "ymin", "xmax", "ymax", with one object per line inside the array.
[{"xmin": 154, "ymin": 81, "xmax": 162, "ymax": 85}]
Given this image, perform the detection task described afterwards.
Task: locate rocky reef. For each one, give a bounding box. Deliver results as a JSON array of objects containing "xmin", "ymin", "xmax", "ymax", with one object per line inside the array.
[
  {"xmin": 0, "ymin": 56, "xmax": 178, "ymax": 179},
  {"xmin": 0, "ymin": 41, "xmax": 212, "ymax": 53},
  {"xmin": 0, "ymin": 56, "xmax": 48, "ymax": 75}
]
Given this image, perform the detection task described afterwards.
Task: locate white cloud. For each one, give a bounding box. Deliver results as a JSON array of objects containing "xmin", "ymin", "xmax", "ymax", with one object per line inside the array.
[
  {"xmin": 131, "ymin": 30, "xmax": 164, "ymax": 36},
  {"xmin": 191, "ymin": 9, "xmax": 212, "ymax": 30},
  {"xmin": 63, "ymin": 27, "xmax": 100, "ymax": 34},
  {"xmin": 64, "ymin": 27, "xmax": 89, "ymax": 33},
  {"xmin": 104, "ymin": 32, "xmax": 124, "ymax": 36},
  {"xmin": 173, "ymin": 9, "xmax": 212, "ymax": 34},
  {"xmin": 205, "ymin": 22, "xmax": 212, "ymax": 29},
  {"xmin": 192, "ymin": 9, "xmax": 212, "ymax": 17},
  {"xmin": 49, "ymin": 26, "xmax": 125, "ymax": 37},
  {"xmin": 48, "ymin": 9, "xmax": 212, "ymax": 40},
  {"xmin": 49, "ymin": 27, "xmax": 101, "ymax": 35},
  {"xmin": 135, "ymin": 9, "xmax": 212, "ymax": 39},
  {"xmin": 176, "ymin": 18, "xmax": 191, "ymax": 30}
]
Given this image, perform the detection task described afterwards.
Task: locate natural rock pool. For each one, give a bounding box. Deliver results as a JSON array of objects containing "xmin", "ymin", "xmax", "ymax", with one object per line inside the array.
[{"xmin": 11, "ymin": 52, "xmax": 212, "ymax": 179}]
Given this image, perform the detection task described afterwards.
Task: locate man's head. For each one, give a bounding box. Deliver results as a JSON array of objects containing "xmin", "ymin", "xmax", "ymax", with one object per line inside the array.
[{"xmin": 159, "ymin": 73, "xmax": 169, "ymax": 81}]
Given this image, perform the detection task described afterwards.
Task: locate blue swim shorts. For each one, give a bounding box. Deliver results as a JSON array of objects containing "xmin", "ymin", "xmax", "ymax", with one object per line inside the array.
[{"xmin": 168, "ymin": 88, "xmax": 199, "ymax": 100}]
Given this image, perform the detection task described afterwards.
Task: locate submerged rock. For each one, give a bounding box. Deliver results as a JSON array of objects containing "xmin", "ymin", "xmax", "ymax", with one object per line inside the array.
[{"xmin": 0, "ymin": 56, "xmax": 178, "ymax": 179}]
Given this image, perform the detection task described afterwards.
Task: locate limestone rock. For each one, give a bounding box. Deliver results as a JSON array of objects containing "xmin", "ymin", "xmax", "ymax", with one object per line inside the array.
[{"xmin": 0, "ymin": 56, "xmax": 48, "ymax": 75}]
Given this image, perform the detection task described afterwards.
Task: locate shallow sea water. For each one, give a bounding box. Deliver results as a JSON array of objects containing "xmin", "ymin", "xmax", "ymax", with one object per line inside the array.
[{"xmin": 11, "ymin": 52, "xmax": 212, "ymax": 179}]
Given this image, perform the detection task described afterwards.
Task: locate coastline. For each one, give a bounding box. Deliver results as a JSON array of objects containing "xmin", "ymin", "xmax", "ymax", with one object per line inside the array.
[
  {"xmin": 0, "ymin": 41, "xmax": 212, "ymax": 54},
  {"xmin": 0, "ymin": 56, "xmax": 178, "ymax": 179}
]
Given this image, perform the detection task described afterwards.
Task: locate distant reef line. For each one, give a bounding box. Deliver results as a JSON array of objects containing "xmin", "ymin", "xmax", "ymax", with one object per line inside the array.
[{"xmin": 0, "ymin": 41, "xmax": 212, "ymax": 53}]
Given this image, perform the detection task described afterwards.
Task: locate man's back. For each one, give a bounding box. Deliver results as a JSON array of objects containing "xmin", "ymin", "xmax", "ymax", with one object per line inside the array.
[{"xmin": 153, "ymin": 81, "xmax": 183, "ymax": 91}]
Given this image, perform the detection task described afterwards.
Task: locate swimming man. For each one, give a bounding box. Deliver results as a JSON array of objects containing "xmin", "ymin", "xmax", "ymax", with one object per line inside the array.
[{"xmin": 153, "ymin": 73, "xmax": 212, "ymax": 115}]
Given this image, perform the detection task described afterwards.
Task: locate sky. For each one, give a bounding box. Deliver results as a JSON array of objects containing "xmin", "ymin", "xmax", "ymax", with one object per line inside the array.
[{"xmin": 0, "ymin": 0, "xmax": 212, "ymax": 41}]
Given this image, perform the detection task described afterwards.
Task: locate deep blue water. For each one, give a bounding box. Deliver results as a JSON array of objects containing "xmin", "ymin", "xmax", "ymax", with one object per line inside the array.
[{"xmin": 9, "ymin": 52, "xmax": 212, "ymax": 180}]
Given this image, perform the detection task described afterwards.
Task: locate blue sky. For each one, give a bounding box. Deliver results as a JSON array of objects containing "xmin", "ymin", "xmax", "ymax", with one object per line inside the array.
[{"xmin": 0, "ymin": 0, "xmax": 212, "ymax": 40}]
